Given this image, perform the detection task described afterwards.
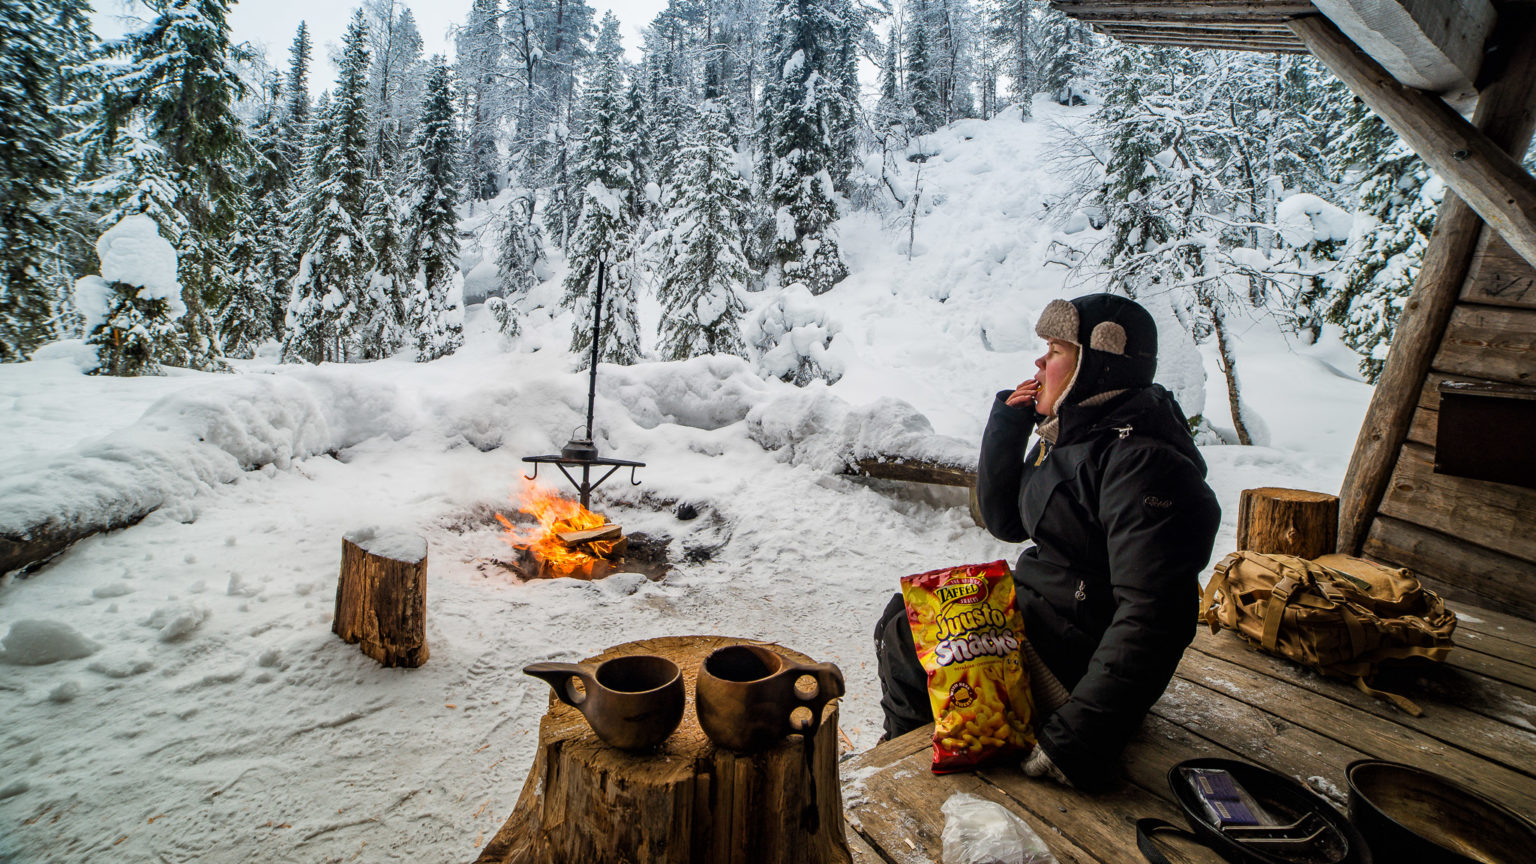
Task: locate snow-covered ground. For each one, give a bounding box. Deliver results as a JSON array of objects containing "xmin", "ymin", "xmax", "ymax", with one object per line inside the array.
[{"xmin": 0, "ymin": 99, "xmax": 1372, "ymax": 863}]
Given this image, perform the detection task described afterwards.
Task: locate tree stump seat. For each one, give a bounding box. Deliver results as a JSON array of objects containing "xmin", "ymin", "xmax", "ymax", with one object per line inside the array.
[
  {"xmin": 475, "ymin": 635, "xmax": 850, "ymax": 864},
  {"xmin": 1237, "ymin": 487, "xmax": 1340, "ymax": 559}
]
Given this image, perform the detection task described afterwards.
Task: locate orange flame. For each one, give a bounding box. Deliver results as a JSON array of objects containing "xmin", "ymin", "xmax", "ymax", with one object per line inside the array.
[{"xmin": 497, "ymin": 478, "xmax": 618, "ymax": 576}]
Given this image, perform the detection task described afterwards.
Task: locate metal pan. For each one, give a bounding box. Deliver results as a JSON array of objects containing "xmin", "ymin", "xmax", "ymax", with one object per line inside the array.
[{"xmin": 1346, "ymin": 760, "xmax": 1536, "ymax": 864}]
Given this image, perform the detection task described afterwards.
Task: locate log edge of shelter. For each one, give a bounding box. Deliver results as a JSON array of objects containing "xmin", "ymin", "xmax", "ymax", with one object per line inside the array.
[{"xmin": 844, "ymin": 598, "xmax": 1536, "ymax": 864}]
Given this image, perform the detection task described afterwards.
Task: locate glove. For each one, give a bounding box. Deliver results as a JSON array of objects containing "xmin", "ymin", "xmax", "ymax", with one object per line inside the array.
[{"xmin": 1023, "ymin": 745, "xmax": 1072, "ymax": 788}]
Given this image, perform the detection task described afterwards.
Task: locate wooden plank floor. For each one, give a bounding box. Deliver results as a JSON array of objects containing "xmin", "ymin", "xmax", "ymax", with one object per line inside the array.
[{"xmin": 843, "ymin": 602, "xmax": 1536, "ymax": 863}]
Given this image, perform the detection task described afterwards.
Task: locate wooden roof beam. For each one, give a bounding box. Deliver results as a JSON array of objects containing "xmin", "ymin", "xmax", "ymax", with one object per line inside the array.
[
  {"xmin": 1311, "ymin": 0, "xmax": 1493, "ymax": 109},
  {"xmin": 1290, "ymin": 14, "xmax": 1536, "ymax": 272}
]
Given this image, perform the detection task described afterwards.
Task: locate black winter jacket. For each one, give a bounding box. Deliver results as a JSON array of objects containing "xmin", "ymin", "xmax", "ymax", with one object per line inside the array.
[{"xmin": 977, "ymin": 384, "xmax": 1220, "ymax": 789}]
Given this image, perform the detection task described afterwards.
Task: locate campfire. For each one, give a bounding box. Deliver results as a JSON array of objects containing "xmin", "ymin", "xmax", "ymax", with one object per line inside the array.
[{"xmin": 497, "ymin": 480, "xmax": 629, "ymax": 580}]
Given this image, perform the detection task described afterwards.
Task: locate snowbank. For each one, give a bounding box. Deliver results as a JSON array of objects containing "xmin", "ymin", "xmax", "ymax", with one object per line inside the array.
[
  {"xmin": 0, "ymin": 371, "xmax": 414, "ymax": 547},
  {"xmin": 747, "ymin": 386, "xmax": 975, "ymax": 473}
]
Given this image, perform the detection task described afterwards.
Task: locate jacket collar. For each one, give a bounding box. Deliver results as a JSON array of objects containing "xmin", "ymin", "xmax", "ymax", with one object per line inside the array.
[{"xmin": 1051, "ymin": 385, "xmax": 1208, "ymax": 476}]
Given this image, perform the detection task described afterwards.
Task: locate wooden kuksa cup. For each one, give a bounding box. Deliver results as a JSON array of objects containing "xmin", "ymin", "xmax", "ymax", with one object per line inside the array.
[{"xmin": 695, "ymin": 644, "xmax": 845, "ymax": 752}]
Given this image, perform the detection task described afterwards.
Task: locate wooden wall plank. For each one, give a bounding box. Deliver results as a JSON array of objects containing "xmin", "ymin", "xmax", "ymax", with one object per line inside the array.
[
  {"xmin": 1406, "ymin": 404, "xmax": 1437, "ymax": 446},
  {"xmin": 1431, "ymin": 303, "xmax": 1536, "ymax": 385},
  {"xmin": 1462, "ymin": 230, "xmax": 1536, "ymax": 310},
  {"xmin": 1377, "ymin": 441, "xmax": 1536, "ymax": 563},
  {"xmin": 1364, "ymin": 513, "xmax": 1536, "ymax": 620}
]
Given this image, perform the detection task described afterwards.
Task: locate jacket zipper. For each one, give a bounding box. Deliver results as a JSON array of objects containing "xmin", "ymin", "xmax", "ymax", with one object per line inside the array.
[{"xmin": 1074, "ymin": 580, "xmax": 1087, "ymax": 602}]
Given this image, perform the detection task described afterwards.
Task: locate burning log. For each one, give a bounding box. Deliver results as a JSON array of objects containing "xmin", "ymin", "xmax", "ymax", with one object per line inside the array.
[
  {"xmin": 556, "ymin": 524, "xmax": 622, "ymax": 545},
  {"xmin": 334, "ymin": 529, "xmax": 429, "ymax": 668},
  {"xmin": 475, "ymin": 635, "xmax": 850, "ymax": 864}
]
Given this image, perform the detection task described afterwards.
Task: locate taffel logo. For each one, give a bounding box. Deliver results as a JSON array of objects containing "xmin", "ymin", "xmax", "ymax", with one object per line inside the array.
[{"xmin": 936, "ymin": 577, "xmax": 987, "ymax": 606}]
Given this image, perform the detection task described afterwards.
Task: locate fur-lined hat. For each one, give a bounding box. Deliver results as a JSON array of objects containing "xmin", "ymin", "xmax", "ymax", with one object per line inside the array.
[{"xmin": 1034, "ymin": 293, "xmax": 1158, "ymax": 411}]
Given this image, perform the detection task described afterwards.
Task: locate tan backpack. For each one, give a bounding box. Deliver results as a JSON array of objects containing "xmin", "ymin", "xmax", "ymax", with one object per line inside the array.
[{"xmin": 1200, "ymin": 551, "xmax": 1457, "ymax": 715}]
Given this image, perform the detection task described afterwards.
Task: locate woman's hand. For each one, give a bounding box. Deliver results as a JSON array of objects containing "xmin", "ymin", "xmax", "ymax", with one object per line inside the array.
[{"xmin": 1005, "ymin": 378, "xmax": 1041, "ymax": 409}]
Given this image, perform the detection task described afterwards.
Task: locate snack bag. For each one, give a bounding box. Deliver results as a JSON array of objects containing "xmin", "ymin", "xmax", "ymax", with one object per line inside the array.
[{"xmin": 901, "ymin": 560, "xmax": 1035, "ymax": 773}]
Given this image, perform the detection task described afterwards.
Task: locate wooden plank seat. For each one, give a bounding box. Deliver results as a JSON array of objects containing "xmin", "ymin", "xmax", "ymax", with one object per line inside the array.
[{"xmin": 845, "ymin": 601, "xmax": 1536, "ymax": 863}]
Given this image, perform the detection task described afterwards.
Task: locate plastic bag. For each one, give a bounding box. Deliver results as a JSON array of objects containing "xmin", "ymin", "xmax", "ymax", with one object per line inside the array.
[{"xmin": 940, "ymin": 792, "xmax": 1057, "ymax": 864}]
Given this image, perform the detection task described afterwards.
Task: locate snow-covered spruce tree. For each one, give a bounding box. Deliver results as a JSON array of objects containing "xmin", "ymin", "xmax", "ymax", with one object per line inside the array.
[
  {"xmin": 749, "ymin": 283, "xmax": 843, "ymax": 385},
  {"xmin": 760, "ymin": 0, "xmax": 852, "ymax": 294},
  {"xmin": 874, "ymin": 29, "xmax": 912, "ymax": 132},
  {"xmin": 1327, "ymin": 100, "xmax": 1438, "ymax": 382},
  {"xmin": 638, "ymin": 14, "xmax": 687, "ymax": 192},
  {"xmin": 458, "ymin": 0, "xmax": 504, "ymax": 202},
  {"xmin": 84, "ymin": 0, "xmax": 252, "ymax": 372},
  {"xmin": 562, "ymin": 13, "xmax": 643, "ymax": 366},
  {"xmin": 825, "ymin": 0, "xmax": 865, "ymax": 188},
  {"xmin": 406, "ymin": 57, "xmax": 464, "ymax": 362},
  {"xmin": 80, "ymin": 215, "xmax": 188, "ymax": 376},
  {"xmin": 218, "ymin": 75, "xmax": 290, "ymax": 357},
  {"xmin": 496, "ymin": 194, "xmax": 545, "ymax": 320},
  {"xmin": 1034, "ymin": 2, "xmax": 1094, "ymax": 105},
  {"xmin": 40, "ymin": 0, "xmax": 103, "ymax": 339},
  {"xmin": 987, "ymin": 0, "xmax": 1034, "ymax": 118},
  {"xmin": 283, "ymin": 22, "xmax": 312, "ymax": 143},
  {"xmin": 905, "ymin": 9, "xmax": 942, "ymax": 134},
  {"xmin": 622, "ymin": 77, "xmax": 657, "ymax": 225},
  {"xmin": 283, "ymin": 11, "xmax": 375, "ymax": 364},
  {"xmin": 218, "ymin": 207, "xmax": 273, "ymax": 358},
  {"xmin": 655, "ymin": 100, "xmax": 752, "ymax": 360},
  {"xmin": 362, "ymin": 181, "xmax": 412, "ymax": 355},
  {"xmin": 0, "ymin": 0, "xmax": 75, "ymax": 361}
]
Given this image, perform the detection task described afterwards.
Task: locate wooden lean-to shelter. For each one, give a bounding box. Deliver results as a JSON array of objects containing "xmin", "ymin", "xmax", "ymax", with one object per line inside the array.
[
  {"xmin": 1056, "ymin": 0, "xmax": 1536, "ymax": 619},
  {"xmin": 840, "ymin": 4, "xmax": 1536, "ymax": 863}
]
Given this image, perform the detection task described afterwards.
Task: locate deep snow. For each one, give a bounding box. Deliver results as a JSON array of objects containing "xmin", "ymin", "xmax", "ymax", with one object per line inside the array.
[{"xmin": 0, "ymin": 98, "xmax": 1373, "ymax": 863}]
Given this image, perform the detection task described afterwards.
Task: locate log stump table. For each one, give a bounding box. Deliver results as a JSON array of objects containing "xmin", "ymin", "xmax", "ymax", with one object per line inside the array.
[{"xmin": 475, "ymin": 635, "xmax": 850, "ymax": 864}]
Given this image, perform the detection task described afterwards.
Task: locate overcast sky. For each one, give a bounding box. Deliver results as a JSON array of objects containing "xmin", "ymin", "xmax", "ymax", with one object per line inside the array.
[{"xmin": 92, "ymin": 0, "xmax": 669, "ymax": 80}]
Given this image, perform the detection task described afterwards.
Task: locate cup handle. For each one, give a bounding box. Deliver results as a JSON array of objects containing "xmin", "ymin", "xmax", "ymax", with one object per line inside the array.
[
  {"xmin": 786, "ymin": 662, "xmax": 846, "ymax": 735},
  {"xmin": 523, "ymin": 661, "xmax": 596, "ymax": 709}
]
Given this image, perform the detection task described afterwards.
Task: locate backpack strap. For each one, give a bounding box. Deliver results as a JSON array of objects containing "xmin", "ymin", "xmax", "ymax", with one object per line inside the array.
[
  {"xmin": 1261, "ymin": 573, "xmax": 1302, "ymax": 653},
  {"xmin": 1201, "ymin": 553, "xmax": 1238, "ymax": 633},
  {"xmin": 1354, "ymin": 676, "xmax": 1425, "ymax": 717}
]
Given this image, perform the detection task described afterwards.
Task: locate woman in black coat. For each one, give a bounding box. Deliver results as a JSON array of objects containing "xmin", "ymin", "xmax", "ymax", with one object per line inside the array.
[{"xmin": 874, "ymin": 293, "xmax": 1221, "ymax": 791}]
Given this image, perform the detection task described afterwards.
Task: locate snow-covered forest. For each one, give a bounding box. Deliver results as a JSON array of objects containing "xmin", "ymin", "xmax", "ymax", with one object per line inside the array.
[
  {"xmin": 0, "ymin": 0, "xmax": 1481, "ymax": 391},
  {"xmin": 3, "ymin": 0, "xmax": 1527, "ymax": 861}
]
